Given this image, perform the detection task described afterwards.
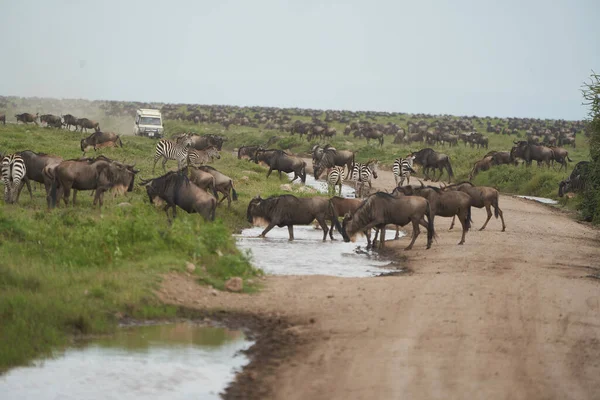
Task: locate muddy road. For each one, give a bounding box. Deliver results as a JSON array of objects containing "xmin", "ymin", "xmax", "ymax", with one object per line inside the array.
[{"xmin": 160, "ymin": 166, "xmax": 600, "ymax": 400}]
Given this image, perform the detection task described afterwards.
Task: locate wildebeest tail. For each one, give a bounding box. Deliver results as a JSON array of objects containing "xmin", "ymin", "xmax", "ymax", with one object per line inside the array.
[
  {"xmin": 567, "ymin": 155, "xmax": 572, "ymax": 162},
  {"xmin": 231, "ymin": 181, "xmax": 238, "ymax": 201},
  {"xmin": 426, "ymin": 201, "xmax": 435, "ymax": 244},
  {"xmin": 493, "ymin": 198, "xmax": 500, "ymax": 219},
  {"xmin": 117, "ymin": 135, "xmax": 123, "ymax": 148},
  {"xmin": 49, "ymin": 172, "xmax": 58, "ymax": 208},
  {"xmin": 465, "ymin": 206, "xmax": 472, "ymax": 230},
  {"xmin": 301, "ymin": 162, "xmax": 307, "ymax": 183},
  {"xmin": 446, "ymin": 160, "xmax": 454, "ymax": 181}
]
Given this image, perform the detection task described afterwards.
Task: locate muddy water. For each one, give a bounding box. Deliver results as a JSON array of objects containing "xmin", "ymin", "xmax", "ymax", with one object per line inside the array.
[
  {"xmin": 237, "ymin": 226, "xmax": 401, "ymax": 277},
  {"xmin": 290, "ymin": 172, "xmax": 357, "ymax": 198},
  {"xmin": 0, "ymin": 323, "xmax": 252, "ymax": 400},
  {"xmin": 516, "ymin": 195, "xmax": 558, "ymax": 205}
]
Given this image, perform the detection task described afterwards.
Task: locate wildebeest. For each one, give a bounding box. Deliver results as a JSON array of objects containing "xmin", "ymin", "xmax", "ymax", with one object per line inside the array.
[
  {"xmin": 188, "ymin": 166, "xmax": 219, "ymax": 198},
  {"xmin": 140, "ymin": 171, "xmax": 217, "ymax": 222},
  {"xmin": 177, "ymin": 133, "xmax": 226, "ymax": 151},
  {"xmin": 247, "ymin": 195, "xmax": 330, "ymax": 240},
  {"xmin": 0, "ymin": 113, "xmax": 5, "ymax": 125},
  {"xmin": 260, "ymin": 150, "xmax": 306, "ymax": 183},
  {"xmin": 80, "ymin": 131, "xmax": 123, "ymax": 154},
  {"xmin": 409, "ymin": 148, "xmax": 454, "ymax": 182},
  {"xmin": 15, "ymin": 113, "xmax": 38, "ymax": 125},
  {"xmin": 510, "ymin": 141, "xmax": 554, "ymax": 167},
  {"xmin": 312, "ymin": 145, "xmax": 355, "ymax": 180},
  {"xmin": 253, "ymin": 148, "xmax": 286, "ymax": 166},
  {"xmin": 237, "ymin": 145, "xmax": 260, "ymax": 160},
  {"xmin": 468, "ymin": 156, "xmax": 493, "ymax": 180},
  {"xmin": 76, "ymin": 118, "xmax": 100, "ymax": 133},
  {"xmin": 62, "ymin": 114, "xmax": 78, "ymax": 130},
  {"xmin": 443, "ymin": 182, "xmax": 506, "ymax": 231},
  {"xmin": 396, "ymin": 183, "xmax": 471, "ymax": 245},
  {"xmin": 340, "ymin": 192, "xmax": 434, "ymax": 250},
  {"xmin": 50, "ymin": 158, "xmax": 136, "ymax": 207},
  {"xmin": 195, "ymin": 165, "xmax": 238, "ymax": 207},
  {"xmin": 187, "ymin": 146, "xmax": 220, "ymax": 165},
  {"xmin": 548, "ymin": 146, "xmax": 572, "ymax": 171},
  {"xmin": 327, "ymin": 196, "xmax": 368, "ymax": 241},
  {"xmin": 489, "ymin": 151, "xmax": 515, "ymax": 166},
  {"xmin": 558, "ymin": 161, "xmax": 589, "ymax": 197},
  {"xmin": 17, "ymin": 150, "xmax": 63, "ymax": 206},
  {"xmin": 40, "ymin": 114, "xmax": 62, "ymax": 128}
]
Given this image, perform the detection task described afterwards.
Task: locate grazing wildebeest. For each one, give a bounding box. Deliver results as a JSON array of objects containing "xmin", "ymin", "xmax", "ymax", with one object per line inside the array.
[
  {"xmin": 76, "ymin": 118, "xmax": 100, "ymax": 133},
  {"xmin": 489, "ymin": 151, "xmax": 515, "ymax": 166},
  {"xmin": 40, "ymin": 114, "xmax": 62, "ymax": 128},
  {"xmin": 548, "ymin": 146, "xmax": 572, "ymax": 171},
  {"xmin": 443, "ymin": 181, "xmax": 506, "ymax": 231},
  {"xmin": 558, "ymin": 161, "xmax": 589, "ymax": 197},
  {"xmin": 0, "ymin": 113, "xmax": 5, "ymax": 125},
  {"xmin": 51, "ymin": 158, "xmax": 136, "ymax": 207},
  {"xmin": 17, "ymin": 150, "xmax": 63, "ymax": 205},
  {"xmin": 80, "ymin": 131, "xmax": 123, "ymax": 154},
  {"xmin": 195, "ymin": 165, "xmax": 238, "ymax": 207},
  {"xmin": 361, "ymin": 127, "xmax": 384, "ymax": 146},
  {"xmin": 409, "ymin": 148, "xmax": 454, "ymax": 182},
  {"xmin": 246, "ymin": 195, "xmax": 330, "ymax": 240},
  {"xmin": 340, "ymin": 192, "xmax": 434, "ymax": 250},
  {"xmin": 237, "ymin": 145, "xmax": 260, "ymax": 160},
  {"xmin": 312, "ymin": 145, "xmax": 355, "ymax": 180},
  {"xmin": 468, "ymin": 156, "xmax": 493, "ymax": 180},
  {"xmin": 62, "ymin": 114, "xmax": 78, "ymax": 130},
  {"xmin": 263, "ymin": 150, "xmax": 306, "ymax": 183},
  {"xmin": 140, "ymin": 172, "xmax": 217, "ymax": 222},
  {"xmin": 510, "ymin": 141, "xmax": 554, "ymax": 167},
  {"xmin": 15, "ymin": 113, "xmax": 38, "ymax": 125},
  {"xmin": 396, "ymin": 183, "xmax": 471, "ymax": 245},
  {"xmin": 188, "ymin": 166, "xmax": 219, "ymax": 198},
  {"xmin": 177, "ymin": 133, "xmax": 225, "ymax": 151}
]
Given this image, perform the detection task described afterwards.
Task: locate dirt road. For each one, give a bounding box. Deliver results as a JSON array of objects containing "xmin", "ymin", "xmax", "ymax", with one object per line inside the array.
[{"xmin": 160, "ymin": 167, "xmax": 600, "ymax": 400}]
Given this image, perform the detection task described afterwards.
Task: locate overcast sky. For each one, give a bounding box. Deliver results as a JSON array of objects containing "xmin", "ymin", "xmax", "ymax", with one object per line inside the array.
[{"xmin": 1, "ymin": 0, "xmax": 598, "ymax": 119}]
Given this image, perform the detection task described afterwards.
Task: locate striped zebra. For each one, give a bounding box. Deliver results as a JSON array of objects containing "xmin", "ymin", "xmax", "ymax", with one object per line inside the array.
[
  {"xmin": 350, "ymin": 160, "xmax": 378, "ymax": 197},
  {"xmin": 326, "ymin": 166, "xmax": 345, "ymax": 195},
  {"xmin": 188, "ymin": 146, "xmax": 220, "ymax": 166},
  {"xmin": 2, "ymin": 154, "xmax": 27, "ymax": 204},
  {"xmin": 152, "ymin": 135, "xmax": 193, "ymax": 172},
  {"xmin": 393, "ymin": 155, "xmax": 416, "ymax": 186}
]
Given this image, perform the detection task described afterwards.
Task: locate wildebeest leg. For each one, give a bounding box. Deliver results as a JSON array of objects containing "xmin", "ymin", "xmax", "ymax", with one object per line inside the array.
[
  {"xmin": 394, "ymin": 226, "xmax": 400, "ymax": 240},
  {"xmin": 436, "ymin": 168, "xmax": 444, "ymax": 182},
  {"xmin": 405, "ymin": 218, "xmax": 420, "ymax": 250},
  {"xmin": 287, "ymin": 225, "xmax": 294, "ymax": 241},
  {"xmin": 266, "ymin": 167, "xmax": 273, "ymax": 178},
  {"xmin": 449, "ymin": 214, "xmax": 456, "ymax": 230},
  {"xmin": 370, "ymin": 228, "xmax": 379, "ymax": 249},
  {"xmin": 458, "ymin": 211, "xmax": 468, "ymax": 245},
  {"xmin": 317, "ymin": 217, "xmax": 329, "ymax": 241},
  {"xmin": 16, "ymin": 177, "xmax": 32, "ymax": 202},
  {"xmin": 479, "ymin": 203, "xmax": 493, "ymax": 231},
  {"xmin": 161, "ymin": 158, "xmax": 168, "ymax": 172},
  {"xmin": 259, "ymin": 222, "xmax": 277, "ymax": 238},
  {"xmin": 278, "ymin": 171, "xmax": 283, "ymax": 180},
  {"xmin": 379, "ymin": 227, "xmax": 386, "ymax": 248}
]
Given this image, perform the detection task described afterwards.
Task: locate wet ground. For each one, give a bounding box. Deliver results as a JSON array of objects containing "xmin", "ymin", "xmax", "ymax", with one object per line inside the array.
[
  {"xmin": 0, "ymin": 322, "xmax": 252, "ymax": 400},
  {"xmin": 295, "ymin": 172, "xmax": 357, "ymax": 198}
]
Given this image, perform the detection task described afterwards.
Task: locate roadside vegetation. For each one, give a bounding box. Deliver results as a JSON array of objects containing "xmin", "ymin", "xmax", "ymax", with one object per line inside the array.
[{"xmin": 580, "ymin": 73, "xmax": 600, "ymax": 222}]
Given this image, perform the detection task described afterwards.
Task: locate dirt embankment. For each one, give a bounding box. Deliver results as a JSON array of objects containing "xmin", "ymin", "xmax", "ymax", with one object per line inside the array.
[{"xmin": 159, "ymin": 167, "xmax": 600, "ymax": 400}]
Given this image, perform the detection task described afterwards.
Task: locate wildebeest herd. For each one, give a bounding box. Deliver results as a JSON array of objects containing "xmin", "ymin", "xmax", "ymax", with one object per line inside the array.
[{"xmin": 0, "ymin": 102, "xmax": 590, "ymax": 254}]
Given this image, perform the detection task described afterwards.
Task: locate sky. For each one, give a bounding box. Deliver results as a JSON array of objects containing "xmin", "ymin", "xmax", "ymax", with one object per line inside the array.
[{"xmin": 1, "ymin": 0, "xmax": 598, "ymax": 120}]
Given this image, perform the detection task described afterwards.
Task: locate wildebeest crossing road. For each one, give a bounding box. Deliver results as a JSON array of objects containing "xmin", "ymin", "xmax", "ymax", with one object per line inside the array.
[{"xmin": 159, "ymin": 166, "xmax": 600, "ymax": 400}]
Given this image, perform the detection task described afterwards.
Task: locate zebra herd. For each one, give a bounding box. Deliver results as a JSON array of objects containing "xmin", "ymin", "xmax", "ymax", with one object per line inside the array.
[{"xmin": 1, "ymin": 154, "xmax": 26, "ymax": 204}]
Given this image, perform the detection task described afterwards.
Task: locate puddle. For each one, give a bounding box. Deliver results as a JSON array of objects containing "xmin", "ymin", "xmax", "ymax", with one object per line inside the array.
[
  {"xmin": 0, "ymin": 322, "xmax": 252, "ymax": 400},
  {"xmin": 290, "ymin": 172, "xmax": 357, "ymax": 198},
  {"xmin": 515, "ymin": 195, "xmax": 558, "ymax": 205},
  {"xmin": 236, "ymin": 225, "xmax": 402, "ymax": 277}
]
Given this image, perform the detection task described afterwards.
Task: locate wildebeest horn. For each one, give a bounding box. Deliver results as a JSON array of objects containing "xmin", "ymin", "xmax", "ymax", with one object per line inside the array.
[{"xmin": 138, "ymin": 177, "xmax": 152, "ymax": 185}]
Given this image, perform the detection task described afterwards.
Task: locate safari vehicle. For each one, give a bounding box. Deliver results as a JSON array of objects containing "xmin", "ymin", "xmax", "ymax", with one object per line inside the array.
[{"xmin": 134, "ymin": 109, "xmax": 164, "ymax": 138}]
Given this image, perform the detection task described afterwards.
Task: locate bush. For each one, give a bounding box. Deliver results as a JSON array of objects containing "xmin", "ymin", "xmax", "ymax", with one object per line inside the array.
[{"xmin": 580, "ymin": 73, "xmax": 600, "ymax": 222}]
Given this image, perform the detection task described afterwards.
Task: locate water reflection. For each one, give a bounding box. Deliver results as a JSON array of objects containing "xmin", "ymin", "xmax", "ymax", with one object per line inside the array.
[{"xmin": 0, "ymin": 323, "xmax": 251, "ymax": 400}]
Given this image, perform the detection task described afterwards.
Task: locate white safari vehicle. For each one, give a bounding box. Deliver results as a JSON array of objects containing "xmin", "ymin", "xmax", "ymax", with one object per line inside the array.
[{"xmin": 134, "ymin": 109, "xmax": 164, "ymax": 138}]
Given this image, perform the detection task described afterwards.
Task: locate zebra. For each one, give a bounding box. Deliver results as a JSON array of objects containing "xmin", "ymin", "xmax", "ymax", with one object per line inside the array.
[
  {"xmin": 152, "ymin": 135, "xmax": 193, "ymax": 172},
  {"xmin": 393, "ymin": 155, "xmax": 416, "ymax": 186},
  {"xmin": 326, "ymin": 166, "xmax": 345, "ymax": 195},
  {"xmin": 187, "ymin": 146, "xmax": 220, "ymax": 166},
  {"xmin": 350, "ymin": 160, "xmax": 378, "ymax": 197},
  {"xmin": 2, "ymin": 154, "xmax": 27, "ymax": 204}
]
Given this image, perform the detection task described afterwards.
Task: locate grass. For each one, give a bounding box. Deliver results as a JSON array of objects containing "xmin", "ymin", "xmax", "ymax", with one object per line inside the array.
[{"xmin": 0, "ymin": 106, "xmax": 590, "ymax": 372}]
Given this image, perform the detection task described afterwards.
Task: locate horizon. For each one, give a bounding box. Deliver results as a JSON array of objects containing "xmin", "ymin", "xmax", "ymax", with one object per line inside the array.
[{"xmin": 1, "ymin": 0, "xmax": 598, "ymax": 121}]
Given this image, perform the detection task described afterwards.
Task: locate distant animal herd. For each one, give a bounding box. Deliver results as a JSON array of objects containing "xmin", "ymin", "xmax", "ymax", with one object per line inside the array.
[{"xmin": 0, "ymin": 105, "xmax": 590, "ymax": 251}]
